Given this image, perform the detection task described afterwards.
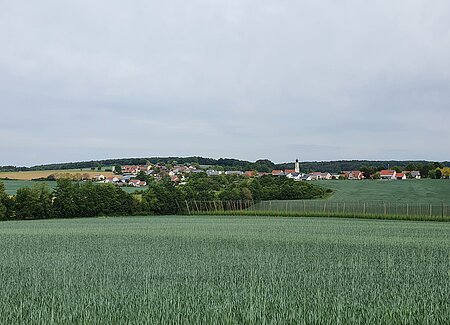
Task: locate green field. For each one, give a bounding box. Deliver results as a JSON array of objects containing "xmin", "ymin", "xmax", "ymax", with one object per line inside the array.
[
  {"xmin": 1, "ymin": 180, "xmax": 145, "ymax": 195},
  {"xmin": 1, "ymin": 180, "xmax": 57, "ymax": 195},
  {"xmin": 0, "ymin": 216, "xmax": 448, "ymax": 323},
  {"xmin": 319, "ymin": 179, "xmax": 450, "ymax": 203},
  {"xmin": 121, "ymin": 186, "xmax": 148, "ymax": 193}
]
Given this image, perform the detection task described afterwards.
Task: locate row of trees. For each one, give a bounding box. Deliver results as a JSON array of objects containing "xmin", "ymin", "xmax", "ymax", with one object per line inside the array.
[
  {"xmin": 0, "ymin": 174, "xmax": 329, "ymax": 220},
  {"xmin": 138, "ymin": 174, "xmax": 329, "ymax": 215},
  {"xmin": 0, "ymin": 180, "xmax": 136, "ymax": 220}
]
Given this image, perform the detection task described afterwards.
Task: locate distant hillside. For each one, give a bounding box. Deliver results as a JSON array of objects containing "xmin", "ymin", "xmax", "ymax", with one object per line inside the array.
[
  {"xmin": 1, "ymin": 157, "xmax": 449, "ymax": 174},
  {"xmin": 0, "ymin": 157, "xmax": 276, "ymax": 173}
]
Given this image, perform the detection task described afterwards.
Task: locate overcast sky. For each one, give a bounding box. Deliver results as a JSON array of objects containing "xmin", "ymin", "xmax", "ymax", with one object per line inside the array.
[{"xmin": 1, "ymin": 0, "xmax": 449, "ymax": 166}]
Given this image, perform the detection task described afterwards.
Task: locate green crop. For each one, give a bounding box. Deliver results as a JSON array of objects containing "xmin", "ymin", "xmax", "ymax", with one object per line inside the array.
[{"xmin": 0, "ymin": 216, "xmax": 448, "ymax": 324}]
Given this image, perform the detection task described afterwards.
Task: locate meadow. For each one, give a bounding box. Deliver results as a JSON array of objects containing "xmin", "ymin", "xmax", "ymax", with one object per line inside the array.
[
  {"xmin": 184, "ymin": 179, "xmax": 450, "ymax": 220},
  {"xmin": 1, "ymin": 180, "xmax": 145, "ymax": 195},
  {"xmin": 319, "ymin": 179, "xmax": 450, "ymax": 203},
  {"xmin": 0, "ymin": 216, "xmax": 448, "ymax": 324},
  {"xmin": 1, "ymin": 180, "xmax": 57, "ymax": 195}
]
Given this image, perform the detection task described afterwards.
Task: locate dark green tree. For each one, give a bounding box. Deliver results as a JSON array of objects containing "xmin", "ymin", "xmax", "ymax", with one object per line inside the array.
[
  {"xmin": 0, "ymin": 181, "xmax": 15, "ymax": 220},
  {"xmin": 52, "ymin": 179, "xmax": 80, "ymax": 218},
  {"xmin": 428, "ymin": 169, "xmax": 437, "ymax": 179},
  {"xmin": 114, "ymin": 165, "xmax": 122, "ymax": 175},
  {"xmin": 15, "ymin": 184, "xmax": 52, "ymax": 219},
  {"xmin": 142, "ymin": 179, "xmax": 183, "ymax": 215},
  {"xmin": 0, "ymin": 182, "xmax": 8, "ymax": 220},
  {"xmin": 136, "ymin": 171, "xmax": 148, "ymax": 181}
]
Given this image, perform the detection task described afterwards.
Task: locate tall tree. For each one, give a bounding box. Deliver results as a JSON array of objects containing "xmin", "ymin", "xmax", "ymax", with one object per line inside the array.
[
  {"xmin": 15, "ymin": 184, "xmax": 52, "ymax": 220},
  {"xmin": 53, "ymin": 179, "xmax": 80, "ymax": 218},
  {"xmin": 0, "ymin": 181, "xmax": 14, "ymax": 220},
  {"xmin": 0, "ymin": 182, "xmax": 7, "ymax": 220}
]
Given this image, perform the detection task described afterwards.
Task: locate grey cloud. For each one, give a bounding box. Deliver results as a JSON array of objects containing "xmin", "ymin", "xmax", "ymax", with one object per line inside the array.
[{"xmin": 1, "ymin": 0, "xmax": 450, "ymax": 165}]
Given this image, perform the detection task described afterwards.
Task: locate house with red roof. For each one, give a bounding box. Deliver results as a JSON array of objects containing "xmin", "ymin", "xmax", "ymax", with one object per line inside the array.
[
  {"xmin": 349, "ymin": 171, "xmax": 364, "ymax": 180},
  {"xmin": 395, "ymin": 173, "xmax": 407, "ymax": 180},
  {"xmin": 129, "ymin": 179, "xmax": 147, "ymax": 187},
  {"xmin": 380, "ymin": 170, "xmax": 397, "ymax": 180},
  {"xmin": 244, "ymin": 171, "xmax": 257, "ymax": 177}
]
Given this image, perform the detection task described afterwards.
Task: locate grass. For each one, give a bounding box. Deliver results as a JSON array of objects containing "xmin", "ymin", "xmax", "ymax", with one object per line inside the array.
[
  {"xmin": 1, "ymin": 180, "xmax": 57, "ymax": 195},
  {"xmin": 318, "ymin": 179, "xmax": 450, "ymax": 203},
  {"xmin": 247, "ymin": 200, "xmax": 450, "ymax": 220},
  {"xmin": 0, "ymin": 170, "xmax": 114, "ymax": 181},
  {"xmin": 0, "ymin": 216, "xmax": 449, "ymax": 324},
  {"xmin": 120, "ymin": 186, "xmax": 148, "ymax": 193},
  {"xmin": 1, "ymin": 180, "xmax": 145, "ymax": 195},
  {"xmin": 197, "ymin": 209, "xmax": 450, "ymax": 222}
]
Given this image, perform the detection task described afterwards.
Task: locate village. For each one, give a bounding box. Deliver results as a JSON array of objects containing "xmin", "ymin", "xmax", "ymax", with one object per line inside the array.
[{"xmin": 94, "ymin": 159, "xmax": 422, "ymax": 188}]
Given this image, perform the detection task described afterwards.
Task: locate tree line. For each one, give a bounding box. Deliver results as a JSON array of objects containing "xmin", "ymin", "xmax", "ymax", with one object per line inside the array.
[
  {"xmin": 0, "ymin": 174, "xmax": 329, "ymax": 220},
  {"xmin": 3, "ymin": 157, "xmax": 449, "ymax": 174},
  {"xmin": 0, "ymin": 157, "xmax": 276, "ymax": 172}
]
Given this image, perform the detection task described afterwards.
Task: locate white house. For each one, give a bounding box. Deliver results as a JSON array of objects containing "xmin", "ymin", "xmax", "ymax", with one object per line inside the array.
[
  {"xmin": 286, "ymin": 172, "xmax": 304, "ymax": 180},
  {"xmin": 320, "ymin": 172, "xmax": 332, "ymax": 180},
  {"xmin": 348, "ymin": 171, "xmax": 364, "ymax": 180},
  {"xmin": 104, "ymin": 176, "xmax": 121, "ymax": 184},
  {"xmin": 301, "ymin": 174, "xmax": 313, "ymax": 181},
  {"xmin": 93, "ymin": 174, "xmax": 106, "ymax": 181}
]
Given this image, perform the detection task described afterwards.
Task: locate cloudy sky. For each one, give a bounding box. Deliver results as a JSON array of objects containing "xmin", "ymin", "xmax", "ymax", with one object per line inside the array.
[{"xmin": 1, "ymin": 0, "xmax": 449, "ymax": 166}]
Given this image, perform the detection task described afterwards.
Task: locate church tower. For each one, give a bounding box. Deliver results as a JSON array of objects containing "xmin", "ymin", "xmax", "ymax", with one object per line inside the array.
[{"xmin": 295, "ymin": 159, "xmax": 300, "ymax": 173}]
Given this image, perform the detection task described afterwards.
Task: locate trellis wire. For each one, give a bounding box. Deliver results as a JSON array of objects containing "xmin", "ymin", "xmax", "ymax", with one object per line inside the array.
[{"xmin": 178, "ymin": 200, "xmax": 450, "ymax": 221}]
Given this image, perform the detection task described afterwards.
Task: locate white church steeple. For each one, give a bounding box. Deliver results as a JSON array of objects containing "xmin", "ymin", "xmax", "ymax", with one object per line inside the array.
[{"xmin": 295, "ymin": 159, "xmax": 300, "ymax": 173}]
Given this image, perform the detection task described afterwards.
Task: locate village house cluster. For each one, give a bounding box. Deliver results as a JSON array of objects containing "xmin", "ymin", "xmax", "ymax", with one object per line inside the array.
[
  {"xmin": 272, "ymin": 169, "xmax": 421, "ymax": 181},
  {"xmin": 268, "ymin": 160, "xmax": 421, "ymax": 181},
  {"xmin": 91, "ymin": 159, "xmax": 422, "ymax": 188},
  {"xmin": 379, "ymin": 170, "xmax": 421, "ymax": 180}
]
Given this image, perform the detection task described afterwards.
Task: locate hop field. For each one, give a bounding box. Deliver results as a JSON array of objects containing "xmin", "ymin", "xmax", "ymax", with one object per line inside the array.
[{"xmin": 0, "ymin": 216, "xmax": 449, "ymax": 324}]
